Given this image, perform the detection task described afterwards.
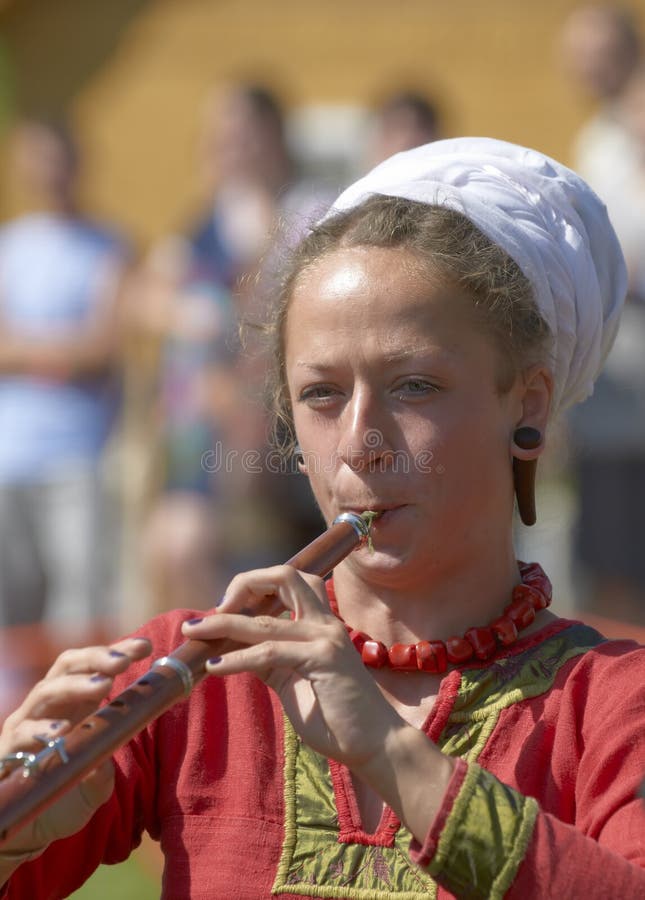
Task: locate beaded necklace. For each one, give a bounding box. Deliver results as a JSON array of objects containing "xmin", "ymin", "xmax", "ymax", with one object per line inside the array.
[{"xmin": 328, "ymin": 562, "xmax": 552, "ymax": 672}]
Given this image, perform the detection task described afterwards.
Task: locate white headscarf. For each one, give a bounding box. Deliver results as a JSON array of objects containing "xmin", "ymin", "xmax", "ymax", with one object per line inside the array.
[{"xmin": 327, "ymin": 137, "xmax": 627, "ymax": 413}]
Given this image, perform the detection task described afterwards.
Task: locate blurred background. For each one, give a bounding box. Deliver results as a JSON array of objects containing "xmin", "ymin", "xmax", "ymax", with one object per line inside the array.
[{"xmin": 1, "ymin": 1, "xmax": 645, "ymax": 895}]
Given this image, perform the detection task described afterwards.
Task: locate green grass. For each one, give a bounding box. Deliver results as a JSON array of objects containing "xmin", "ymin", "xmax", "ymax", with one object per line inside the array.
[{"xmin": 69, "ymin": 851, "xmax": 159, "ymax": 899}]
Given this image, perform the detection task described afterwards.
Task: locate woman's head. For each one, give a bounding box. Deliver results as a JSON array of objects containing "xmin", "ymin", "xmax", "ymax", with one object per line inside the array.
[
  {"xmin": 269, "ymin": 137, "xmax": 626, "ymax": 449},
  {"xmin": 281, "ymin": 237, "xmax": 551, "ymax": 577}
]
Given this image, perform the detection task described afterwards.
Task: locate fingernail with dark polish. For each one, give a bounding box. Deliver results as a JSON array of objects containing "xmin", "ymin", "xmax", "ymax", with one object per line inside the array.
[
  {"xmin": 50, "ymin": 721, "xmax": 61, "ymax": 730},
  {"xmin": 215, "ymin": 596, "xmax": 226, "ymax": 608},
  {"xmin": 109, "ymin": 650, "xmax": 126, "ymax": 658},
  {"xmin": 186, "ymin": 617, "xmax": 203, "ymax": 625},
  {"xmin": 207, "ymin": 656, "xmax": 222, "ymax": 666},
  {"xmin": 90, "ymin": 673, "xmax": 109, "ymax": 682}
]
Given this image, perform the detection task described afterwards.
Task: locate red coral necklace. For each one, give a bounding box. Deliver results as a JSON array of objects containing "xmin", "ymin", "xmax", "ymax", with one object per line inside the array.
[{"xmin": 327, "ymin": 562, "xmax": 552, "ymax": 673}]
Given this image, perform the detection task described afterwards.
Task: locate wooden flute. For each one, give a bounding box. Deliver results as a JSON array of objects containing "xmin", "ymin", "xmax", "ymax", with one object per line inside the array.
[{"xmin": 0, "ymin": 511, "xmax": 374, "ymax": 845}]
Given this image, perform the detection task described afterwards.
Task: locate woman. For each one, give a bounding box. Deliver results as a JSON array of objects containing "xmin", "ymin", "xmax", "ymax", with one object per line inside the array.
[{"xmin": 0, "ymin": 138, "xmax": 643, "ymax": 898}]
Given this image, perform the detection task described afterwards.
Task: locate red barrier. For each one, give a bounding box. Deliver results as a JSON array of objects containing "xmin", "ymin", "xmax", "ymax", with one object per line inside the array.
[{"xmin": 0, "ymin": 621, "xmax": 120, "ymax": 721}]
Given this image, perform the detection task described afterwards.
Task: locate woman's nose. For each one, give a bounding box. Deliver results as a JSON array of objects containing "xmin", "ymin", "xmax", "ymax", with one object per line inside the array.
[{"xmin": 337, "ymin": 390, "xmax": 392, "ymax": 471}]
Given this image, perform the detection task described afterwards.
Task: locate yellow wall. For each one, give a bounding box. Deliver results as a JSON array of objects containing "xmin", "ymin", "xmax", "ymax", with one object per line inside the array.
[{"xmin": 2, "ymin": 0, "xmax": 644, "ymax": 244}]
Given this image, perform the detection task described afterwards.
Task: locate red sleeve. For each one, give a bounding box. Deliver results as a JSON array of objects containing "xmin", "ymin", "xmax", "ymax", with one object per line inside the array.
[
  {"xmin": 411, "ymin": 643, "xmax": 645, "ymax": 898},
  {"xmin": 511, "ymin": 642, "xmax": 645, "ymax": 898},
  {"xmin": 512, "ymin": 801, "xmax": 645, "ymax": 898}
]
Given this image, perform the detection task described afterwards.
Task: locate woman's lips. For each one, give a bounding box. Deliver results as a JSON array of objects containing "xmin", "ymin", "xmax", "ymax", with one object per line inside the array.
[
  {"xmin": 369, "ymin": 506, "xmax": 405, "ymax": 525},
  {"xmin": 342, "ymin": 505, "xmax": 406, "ymax": 526}
]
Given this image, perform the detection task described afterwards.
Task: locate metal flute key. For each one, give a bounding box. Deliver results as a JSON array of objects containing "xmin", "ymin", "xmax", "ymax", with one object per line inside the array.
[{"xmin": 0, "ymin": 511, "xmax": 374, "ymax": 845}]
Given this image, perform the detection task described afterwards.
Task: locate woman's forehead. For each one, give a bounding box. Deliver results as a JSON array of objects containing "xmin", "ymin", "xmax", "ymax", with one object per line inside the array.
[
  {"xmin": 287, "ymin": 245, "xmax": 473, "ymax": 333},
  {"xmin": 295, "ymin": 245, "xmax": 426, "ymax": 289},
  {"xmin": 284, "ymin": 246, "xmax": 501, "ymax": 377}
]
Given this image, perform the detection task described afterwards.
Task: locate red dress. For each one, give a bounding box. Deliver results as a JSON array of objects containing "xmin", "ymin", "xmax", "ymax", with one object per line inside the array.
[{"xmin": 2, "ymin": 603, "xmax": 644, "ymax": 899}]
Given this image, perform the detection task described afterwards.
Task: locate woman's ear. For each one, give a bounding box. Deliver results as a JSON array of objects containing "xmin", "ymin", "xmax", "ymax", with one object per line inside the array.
[{"xmin": 513, "ymin": 365, "xmax": 553, "ymax": 460}]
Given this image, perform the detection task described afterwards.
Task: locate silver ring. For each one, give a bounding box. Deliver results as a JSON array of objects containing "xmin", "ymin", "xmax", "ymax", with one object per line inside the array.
[
  {"xmin": 153, "ymin": 656, "xmax": 194, "ymax": 695},
  {"xmin": 0, "ymin": 751, "xmax": 37, "ymax": 779}
]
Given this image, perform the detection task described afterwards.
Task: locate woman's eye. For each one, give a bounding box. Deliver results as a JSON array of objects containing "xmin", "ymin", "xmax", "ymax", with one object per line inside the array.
[
  {"xmin": 394, "ymin": 379, "xmax": 438, "ymax": 398},
  {"xmin": 299, "ymin": 385, "xmax": 338, "ymax": 405}
]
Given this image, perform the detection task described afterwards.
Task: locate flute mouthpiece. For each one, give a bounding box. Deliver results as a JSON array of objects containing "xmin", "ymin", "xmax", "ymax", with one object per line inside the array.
[{"xmin": 360, "ymin": 510, "xmax": 381, "ymax": 553}]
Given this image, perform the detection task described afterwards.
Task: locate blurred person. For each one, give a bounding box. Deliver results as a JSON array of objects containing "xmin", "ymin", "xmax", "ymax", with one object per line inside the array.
[
  {"xmin": 130, "ymin": 235, "xmax": 238, "ymax": 613},
  {"xmin": 138, "ymin": 84, "xmax": 326, "ymax": 614},
  {"xmin": 0, "ymin": 117, "xmax": 129, "ymax": 635},
  {"xmin": 366, "ymin": 89, "xmax": 442, "ymax": 168},
  {"xmin": 602, "ymin": 62, "xmax": 645, "ymax": 285},
  {"xmin": 559, "ymin": 7, "xmax": 645, "ymax": 625},
  {"xmin": 567, "ymin": 63, "xmax": 645, "ymax": 625},
  {"xmin": 559, "ymin": 4, "xmax": 641, "ymax": 188},
  {"xmin": 191, "ymin": 82, "xmax": 329, "ymax": 294}
]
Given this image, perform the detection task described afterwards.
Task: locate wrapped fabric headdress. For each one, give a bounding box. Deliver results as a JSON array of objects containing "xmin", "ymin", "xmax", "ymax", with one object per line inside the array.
[{"xmin": 327, "ymin": 137, "xmax": 627, "ymax": 414}]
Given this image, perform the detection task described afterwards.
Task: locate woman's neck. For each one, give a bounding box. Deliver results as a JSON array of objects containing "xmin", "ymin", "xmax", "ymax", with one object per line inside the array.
[{"xmin": 330, "ymin": 543, "xmax": 523, "ymax": 646}]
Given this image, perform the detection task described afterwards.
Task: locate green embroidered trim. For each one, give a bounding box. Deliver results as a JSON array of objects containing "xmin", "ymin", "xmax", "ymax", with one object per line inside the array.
[
  {"xmin": 274, "ymin": 718, "xmax": 299, "ymax": 891},
  {"xmin": 450, "ymin": 624, "xmax": 602, "ymax": 719},
  {"xmin": 440, "ymin": 624, "xmax": 604, "ymax": 764},
  {"xmin": 491, "ymin": 788, "xmax": 538, "ymax": 898},
  {"xmin": 427, "ymin": 763, "xmax": 480, "ymax": 872},
  {"xmin": 428, "ymin": 763, "xmax": 539, "ymax": 899},
  {"xmin": 273, "ymin": 717, "xmax": 437, "ymax": 898}
]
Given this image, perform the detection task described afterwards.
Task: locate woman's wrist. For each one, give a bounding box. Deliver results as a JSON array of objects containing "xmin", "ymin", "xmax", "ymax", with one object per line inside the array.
[{"xmin": 352, "ymin": 721, "xmax": 455, "ymax": 843}]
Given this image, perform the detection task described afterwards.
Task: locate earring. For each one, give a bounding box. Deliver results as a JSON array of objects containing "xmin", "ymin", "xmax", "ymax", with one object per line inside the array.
[{"xmin": 512, "ymin": 427, "xmax": 541, "ymax": 526}]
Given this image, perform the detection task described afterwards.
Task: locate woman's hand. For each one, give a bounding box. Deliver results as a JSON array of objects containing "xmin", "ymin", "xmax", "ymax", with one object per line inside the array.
[
  {"xmin": 181, "ymin": 565, "xmax": 406, "ymax": 770},
  {"xmin": 0, "ymin": 636, "xmax": 151, "ymax": 863},
  {"xmin": 182, "ymin": 565, "xmax": 454, "ymax": 844}
]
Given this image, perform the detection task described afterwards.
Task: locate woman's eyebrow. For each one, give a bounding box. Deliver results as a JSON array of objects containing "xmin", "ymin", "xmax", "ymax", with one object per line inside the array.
[
  {"xmin": 291, "ymin": 345, "xmax": 457, "ymax": 369},
  {"xmin": 380, "ymin": 344, "xmax": 459, "ymax": 364}
]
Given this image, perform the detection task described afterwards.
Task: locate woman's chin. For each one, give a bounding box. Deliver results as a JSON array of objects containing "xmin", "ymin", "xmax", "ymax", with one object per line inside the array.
[{"xmin": 356, "ymin": 544, "xmax": 406, "ymax": 568}]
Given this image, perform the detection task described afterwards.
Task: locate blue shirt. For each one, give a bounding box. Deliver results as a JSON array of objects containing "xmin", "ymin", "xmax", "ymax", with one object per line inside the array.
[{"xmin": 0, "ymin": 213, "xmax": 126, "ymax": 481}]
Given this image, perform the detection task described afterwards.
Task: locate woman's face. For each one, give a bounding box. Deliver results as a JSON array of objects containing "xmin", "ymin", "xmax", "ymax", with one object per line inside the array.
[{"xmin": 285, "ymin": 245, "xmax": 527, "ymax": 585}]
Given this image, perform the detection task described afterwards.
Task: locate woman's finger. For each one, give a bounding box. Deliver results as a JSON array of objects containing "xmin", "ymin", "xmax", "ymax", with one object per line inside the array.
[
  {"xmin": 182, "ymin": 609, "xmax": 343, "ymax": 650},
  {"xmin": 219, "ymin": 564, "xmax": 328, "ymax": 621},
  {"xmin": 46, "ymin": 636, "xmax": 151, "ymax": 678},
  {"xmin": 202, "ymin": 635, "xmax": 346, "ymax": 679},
  {"xmin": 7, "ymin": 670, "xmax": 118, "ymax": 726},
  {"xmin": 0, "ymin": 716, "xmax": 71, "ymax": 756},
  {"xmin": 299, "ymin": 571, "xmax": 331, "ymax": 607}
]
